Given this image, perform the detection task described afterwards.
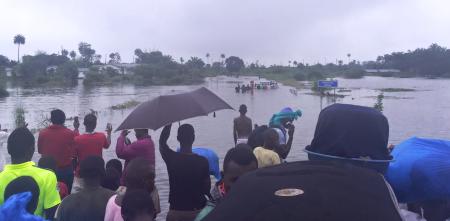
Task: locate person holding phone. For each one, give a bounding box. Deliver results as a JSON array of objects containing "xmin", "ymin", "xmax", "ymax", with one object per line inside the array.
[
  {"xmin": 38, "ymin": 109, "xmax": 80, "ymax": 192},
  {"xmin": 72, "ymin": 113, "xmax": 112, "ymax": 193}
]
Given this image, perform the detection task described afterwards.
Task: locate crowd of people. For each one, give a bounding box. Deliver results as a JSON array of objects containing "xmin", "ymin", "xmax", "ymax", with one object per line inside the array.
[{"xmin": 0, "ymin": 103, "xmax": 446, "ymax": 221}]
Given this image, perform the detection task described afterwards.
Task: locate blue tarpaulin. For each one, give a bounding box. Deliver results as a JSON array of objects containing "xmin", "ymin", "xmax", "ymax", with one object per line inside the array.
[
  {"xmin": 386, "ymin": 137, "xmax": 450, "ymax": 203},
  {"xmin": 0, "ymin": 192, "xmax": 46, "ymax": 221},
  {"xmin": 177, "ymin": 147, "xmax": 221, "ymax": 181}
]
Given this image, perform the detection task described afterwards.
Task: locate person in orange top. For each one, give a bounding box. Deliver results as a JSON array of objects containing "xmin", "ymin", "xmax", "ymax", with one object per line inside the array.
[
  {"xmin": 38, "ymin": 109, "xmax": 79, "ymax": 192},
  {"xmin": 72, "ymin": 113, "xmax": 112, "ymax": 193}
]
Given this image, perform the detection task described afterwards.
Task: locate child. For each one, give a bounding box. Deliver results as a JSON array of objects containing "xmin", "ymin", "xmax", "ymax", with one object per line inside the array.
[{"xmin": 37, "ymin": 156, "xmax": 69, "ymax": 199}]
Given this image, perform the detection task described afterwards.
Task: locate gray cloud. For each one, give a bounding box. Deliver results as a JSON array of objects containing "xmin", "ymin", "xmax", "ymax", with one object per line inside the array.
[{"xmin": 1, "ymin": 0, "xmax": 449, "ymax": 65}]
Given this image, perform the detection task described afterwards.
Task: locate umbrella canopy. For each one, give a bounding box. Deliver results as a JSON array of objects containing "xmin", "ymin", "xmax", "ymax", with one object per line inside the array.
[
  {"xmin": 116, "ymin": 87, "xmax": 233, "ymax": 131},
  {"xmin": 203, "ymin": 160, "xmax": 403, "ymax": 221}
]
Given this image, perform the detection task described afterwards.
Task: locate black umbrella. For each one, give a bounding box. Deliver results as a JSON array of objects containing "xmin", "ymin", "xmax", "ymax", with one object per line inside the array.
[
  {"xmin": 116, "ymin": 87, "xmax": 233, "ymax": 131},
  {"xmin": 203, "ymin": 161, "xmax": 403, "ymax": 221}
]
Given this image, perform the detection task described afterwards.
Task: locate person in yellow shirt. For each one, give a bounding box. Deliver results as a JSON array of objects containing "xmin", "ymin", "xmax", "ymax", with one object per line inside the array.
[
  {"xmin": 253, "ymin": 129, "xmax": 281, "ymax": 168},
  {"xmin": 0, "ymin": 127, "xmax": 61, "ymax": 219}
]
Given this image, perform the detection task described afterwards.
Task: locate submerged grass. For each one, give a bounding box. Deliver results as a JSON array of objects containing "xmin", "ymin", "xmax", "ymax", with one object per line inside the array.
[
  {"xmin": 110, "ymin": 100, "xmax": 141, "ymax": 110},
  {"xmin": 378, "ymin": 88, "xmax": 416, "ymax": 92}
]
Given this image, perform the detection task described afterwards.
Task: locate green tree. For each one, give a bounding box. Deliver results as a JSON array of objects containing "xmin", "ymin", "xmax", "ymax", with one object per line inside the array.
[
  {"xmin": 109, "ymin": 52, "xmax": 121, "ymax": 64},
  {"xmin": 69, "ymin": 51, "xmax": 76, "ymax": 60},
  {"xmin": 206, "ymin": 53, "xmax": 210, "ymax": 64},
  {"xmin": 61, "ymin": 49, "xmax": 69, "ymax": 57},
  {"xmin": 13, "ymin": 34, "xmax": 26, "ymax": 63},
  {"xmin": 186, "ymin": 57, "xmax": 205, "ymax": 69},
  {"xmin": 225, "ymin": 56, "xmax": 244, "ymax": 73},
  {"xmin": 55, "ymin": 62, "xmax": 78, "ymax": 81},
  {"xmin": 0, "ymin": 55, "xmax": 10, "ymax": 67},
  {"xmin": 180, "ymin": 57, "xmax": 184, "ymax": 64},
  {"xmin": 78, "ymin": 42, "xmax": 96, "ymax": 65}
]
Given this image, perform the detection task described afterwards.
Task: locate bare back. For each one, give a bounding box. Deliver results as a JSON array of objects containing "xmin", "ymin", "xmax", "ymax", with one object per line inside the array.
[{"xmin": 234, "ymin": 115, "xmax": 253, "ymax": 139}]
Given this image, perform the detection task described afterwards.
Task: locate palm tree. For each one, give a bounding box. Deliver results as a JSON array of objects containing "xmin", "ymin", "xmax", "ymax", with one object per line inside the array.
[
  {"xmin": 288, "ymin": 60, "xmax": 292, "ymax": 67},
  {"xmin": 61, "ymin": 49, "xmax": 69, "ymax": 57},
  {"xmin": 180, "ymin": 57, "xmax": 184, "ymax": 64},
  {"xmin": 206, "ymin": 53, "xmax": 210, "ymax": 64},
  {"xmin": 220, "ymin": 53, "xmax": 226, "ymax": 64},
  {"xmin": 347, "ymin": 53, "xmax": 351, "ymax": 64},
  {"xmin": 293, "ymin": 61, "xmax": 298, "ymax": 67},
  {"xmin": 13, "ymin": 34, "xmax": 25, "ymax": 63}
]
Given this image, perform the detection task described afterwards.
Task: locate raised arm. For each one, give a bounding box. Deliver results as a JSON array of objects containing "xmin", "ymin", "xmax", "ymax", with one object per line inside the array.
[
  {"xmin": 159, "ymin": 124, "xmax": 174, "ymax": 161},
  {"xmin": 277, "ymin": 124, "xmax": 295, "ymax": 159},
  {"xmin": 116, "ymin": 130, "xmax": 140, "ymax": 160}
]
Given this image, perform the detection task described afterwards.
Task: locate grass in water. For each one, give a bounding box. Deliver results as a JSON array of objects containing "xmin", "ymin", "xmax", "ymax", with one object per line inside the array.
[
  {"xmin": 378, "ymin": 88, "xmax": 416, "ymax": 92},
  {"xmin": 110, "ymin": 100, "xmax": 141, "ymax": 110}
]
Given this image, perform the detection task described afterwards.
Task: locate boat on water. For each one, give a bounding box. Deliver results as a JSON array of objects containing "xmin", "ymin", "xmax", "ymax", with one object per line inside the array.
[{"xmin": 255, "ymin": 81, "xmax": 279, "ymax": 90}]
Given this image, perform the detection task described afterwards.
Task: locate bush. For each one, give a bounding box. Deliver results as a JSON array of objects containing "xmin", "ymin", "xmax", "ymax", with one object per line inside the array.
[
  {"xmin": 342, "ymin": 68, "xmax": 365, "ymax": 79},
  {"xmin": 306, "ymin": 71, "xmax": 325, "ymax": 80},
  {"xmin": 0, "ymin": 87, "xmax": 9, "ymax": 98},
  {"xmin": 294, "ymin": 73, "xmax": 307, "ymax": 81}
]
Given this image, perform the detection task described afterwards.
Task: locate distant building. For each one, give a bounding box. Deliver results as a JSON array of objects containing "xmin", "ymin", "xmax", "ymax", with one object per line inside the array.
[
  {"xmin": 92, "ymin": 63, "xmax": 138, "ymax": 75},
  {"xmin": 46, "ymin": 65, "xmax": 58, "ymax": 74},
  {"xmin": 114, "ymin": 63, "xmax": 139, "ymax": 75},
  {"xmin": 77, "ymin": 68, "xmax": 89, "ymax": 79},
  {"xmin": 365, "ymin": 69, "xmax": 401, "ymax": 73},
  {"xmin": 4, "ymin": 68, "xmax": 13, "ymax": 77}
]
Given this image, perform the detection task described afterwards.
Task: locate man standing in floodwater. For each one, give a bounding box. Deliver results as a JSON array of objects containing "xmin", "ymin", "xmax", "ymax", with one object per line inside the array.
[{"xmin": 233, "ymin": 104, "xmax": 252, "ymax": 145}]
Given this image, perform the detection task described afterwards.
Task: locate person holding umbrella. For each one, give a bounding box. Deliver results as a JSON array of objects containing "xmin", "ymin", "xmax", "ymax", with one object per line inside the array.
[{"xmin": 159, "ymin": 124, "xmax": 210, "ymax": 221}]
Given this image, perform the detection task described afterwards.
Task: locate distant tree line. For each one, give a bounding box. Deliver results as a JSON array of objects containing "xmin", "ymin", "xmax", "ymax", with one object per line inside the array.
[
  {"xmin": 364, "ymin": 44, "xmax": 450, "ymax": 77},
  {"xmin": 2, "ymin": 34, "xmax": 450, "ymax": 89}
]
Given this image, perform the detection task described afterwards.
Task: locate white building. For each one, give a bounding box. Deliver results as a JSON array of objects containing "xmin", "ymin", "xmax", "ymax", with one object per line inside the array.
[
  {"xmin": 365, "ymin": 69, "xmax": 401, "ymax": 73},
  {"xmin": 77, "ymin": 68, "xmax": 89, "ymax": 79},
  {"xmin": 4, "ymin": 68, "xmax": 13, "ymax": 77}
]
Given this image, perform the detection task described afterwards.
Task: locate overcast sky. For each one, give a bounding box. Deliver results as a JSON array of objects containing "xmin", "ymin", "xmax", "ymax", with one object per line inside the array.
[{"xmin": 1, "ymin": 0, "xmax": 450, "ymax": 65}]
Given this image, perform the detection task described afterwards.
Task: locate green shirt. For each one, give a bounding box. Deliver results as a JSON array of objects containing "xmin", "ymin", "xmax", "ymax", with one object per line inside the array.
[{"xmin": 0, "ymin": 161, "xmax": 61, "ymax": 217}]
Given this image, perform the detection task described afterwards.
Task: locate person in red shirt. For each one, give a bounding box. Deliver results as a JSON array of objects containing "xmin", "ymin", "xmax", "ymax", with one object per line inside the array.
[
  {"xmin": 72, "ymin": 113, "xmax": 112, "ymax": 193},
  {"xmin": 38, "ymin": 109, "xmax": 79, "ymax": 192}
]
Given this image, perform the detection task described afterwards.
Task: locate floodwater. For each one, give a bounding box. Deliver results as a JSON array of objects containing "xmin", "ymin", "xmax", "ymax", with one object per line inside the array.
[{"xmin": 1, "ymin": 76, "xmax": 450, "ymax": 219}]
